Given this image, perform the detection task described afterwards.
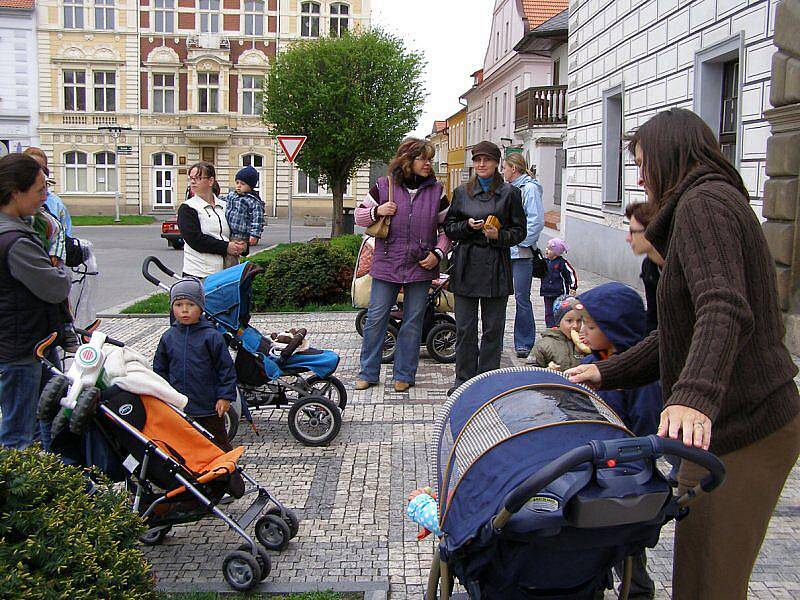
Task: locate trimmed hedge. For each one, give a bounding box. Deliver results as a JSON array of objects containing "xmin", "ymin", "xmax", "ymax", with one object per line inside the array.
[{"xmin": 0, "ymin": 447, "xmax": 156, "ymax": 599}]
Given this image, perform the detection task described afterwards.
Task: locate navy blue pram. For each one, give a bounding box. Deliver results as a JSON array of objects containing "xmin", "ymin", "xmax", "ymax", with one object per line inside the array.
[
  {"xmin": 428, "ymin": 368, "xmax": 725, "ymax": 599},
  {"xmin": 143, "ymin": 257, "xmax": 345, "ymax": 446}
]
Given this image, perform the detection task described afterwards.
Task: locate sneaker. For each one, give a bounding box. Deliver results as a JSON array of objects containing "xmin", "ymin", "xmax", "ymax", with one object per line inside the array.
[{"xmin": 516, "ymin": 349, "xmax": 530, "ymax": 358}]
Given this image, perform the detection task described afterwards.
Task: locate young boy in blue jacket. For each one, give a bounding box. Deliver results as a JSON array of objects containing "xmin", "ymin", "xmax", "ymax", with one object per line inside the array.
[
  {"xmin": 153, "ymin": 278, "xmax": 238, "ymax": 451},
  {"xmin": 575, "ymin": 281, "xmax": 660, "ymax": 599}
]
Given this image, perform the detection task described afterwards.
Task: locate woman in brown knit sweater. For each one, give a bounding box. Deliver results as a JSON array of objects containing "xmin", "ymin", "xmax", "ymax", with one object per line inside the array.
[{"xmin": 566, "ymin": 108, "xmax": 800, "ymax": 599}]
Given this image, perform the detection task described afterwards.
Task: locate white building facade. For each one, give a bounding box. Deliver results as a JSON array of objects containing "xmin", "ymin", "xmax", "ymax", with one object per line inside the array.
[
  {"xmin": 564, "ymin": 0, "xmax": 778, "ymax": 283},
  {"xmin": 0, "ymin": 0, "xmax": 38, "ymax": 155}
]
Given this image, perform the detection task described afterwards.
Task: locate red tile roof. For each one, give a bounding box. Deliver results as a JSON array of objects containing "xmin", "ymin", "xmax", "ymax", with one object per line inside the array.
[
  {"xmin": 0, "ymin": 0, "xmax": 35, "ymax": 9},
  {"xmin": 521, "ymin": 0, "xmax": 568, "ymax": 30}
]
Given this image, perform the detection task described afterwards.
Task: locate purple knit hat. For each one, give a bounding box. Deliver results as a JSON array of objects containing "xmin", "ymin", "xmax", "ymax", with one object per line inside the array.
[{"xmin": 547, "ymin": 237, "xmax": 568, "ymax": 256}]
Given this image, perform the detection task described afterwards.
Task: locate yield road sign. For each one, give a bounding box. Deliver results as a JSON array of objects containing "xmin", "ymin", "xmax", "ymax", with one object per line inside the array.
[{"xmin": 277, "ymin": 135, "xmax": 307, "ymax": 163}]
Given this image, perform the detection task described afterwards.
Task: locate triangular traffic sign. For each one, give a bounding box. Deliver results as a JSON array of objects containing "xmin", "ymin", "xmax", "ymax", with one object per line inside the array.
[{"xmin": 277, "ymin": 135, "xmax": 307, "ymax": 163}]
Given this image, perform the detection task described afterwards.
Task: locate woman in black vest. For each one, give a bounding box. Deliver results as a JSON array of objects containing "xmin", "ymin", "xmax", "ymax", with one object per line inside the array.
[{"xmin": 0, "ymin": 154, "xmax": 72, "ymax": 450}]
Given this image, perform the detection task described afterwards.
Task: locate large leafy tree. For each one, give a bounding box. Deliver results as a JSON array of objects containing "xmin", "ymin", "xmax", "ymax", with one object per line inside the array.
[{"xmin": 264, "ymin": 29, "xmax": 426, "ymax": 236}]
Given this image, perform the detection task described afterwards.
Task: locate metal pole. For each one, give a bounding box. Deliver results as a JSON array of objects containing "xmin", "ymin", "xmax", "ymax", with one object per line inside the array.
[
  {"xmin": 288, "ymin": 161, "xmax": 293, "ymax": 244},
  {"xmin": 113, "ymin": 129, "xmax": 120, "ymax": 222}
]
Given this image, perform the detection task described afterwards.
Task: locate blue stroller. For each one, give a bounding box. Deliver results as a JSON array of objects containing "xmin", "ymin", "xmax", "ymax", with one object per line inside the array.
[
  {"xmin": 428, "ymin": 368, "xmax": 725, "ymax": 599},
  {"xmin": 143, "ymin": 257, "xmax": 345, "ymax": 446}
]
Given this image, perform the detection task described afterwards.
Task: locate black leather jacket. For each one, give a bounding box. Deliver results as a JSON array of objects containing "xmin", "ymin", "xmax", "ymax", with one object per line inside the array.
[{"xmin": 444, "ymin": 179, "xmax": 526, "ymax": 297}]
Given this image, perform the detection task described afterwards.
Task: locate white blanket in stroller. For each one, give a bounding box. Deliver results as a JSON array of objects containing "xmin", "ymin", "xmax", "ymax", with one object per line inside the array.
[{"xmin": 102, "ymin": 345, "xmax": 188, "ymax": 410}]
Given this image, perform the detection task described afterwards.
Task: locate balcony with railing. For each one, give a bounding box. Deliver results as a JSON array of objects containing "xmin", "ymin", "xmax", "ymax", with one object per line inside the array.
[{"xmin": 515, "ymin": 85, "xmax": 568, "ymax": 131}]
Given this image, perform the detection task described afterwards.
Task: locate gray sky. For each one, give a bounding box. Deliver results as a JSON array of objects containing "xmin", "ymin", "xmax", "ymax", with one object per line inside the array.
[{"xmin": 371, "ymin": 0, "xmax": 494, "ymax": 138}]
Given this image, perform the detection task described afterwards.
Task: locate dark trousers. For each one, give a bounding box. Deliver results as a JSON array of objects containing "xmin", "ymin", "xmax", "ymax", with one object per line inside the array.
[
  {"xmin": 195, "ymin": 414, "xmax": 233, "ymax": 452},
  {"xmin": 453, "ymin": 294, "xmax": 508, "ymax": 388},
  {"xmin": 543, "ymin": 295, "xmax": 558, "ymax": 328}
]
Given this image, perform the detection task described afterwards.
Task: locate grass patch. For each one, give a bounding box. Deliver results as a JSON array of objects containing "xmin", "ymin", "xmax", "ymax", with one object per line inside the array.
[
  {"xmin": 161, "ymin": 592, "xmax": 361, "ymax": 599},
  {"xmin": 120, "ymin": 293, "xmax": 356, "ymax": 315},
  {"xmin": 72, "ymin": 215, "xmax": 156, "ymax": 226}
]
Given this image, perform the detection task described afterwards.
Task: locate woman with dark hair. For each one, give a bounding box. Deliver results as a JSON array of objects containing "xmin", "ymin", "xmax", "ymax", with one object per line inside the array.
[
  {"xmin": 177, "ymin": 162, "xmax": 245, "ymax": 278},
  {"xmin": 0, "ymin": 154, "xmax": 72, "ymax": 449},
  {"xmin": 624, "ymin": 202, "xmax": 662, "ymax": 334},
  {"xmin": 444, "ymin": 141, "xmax": 526, "ymax": 394},
  {"xmin": 354, "ymin": 138, "xmax": 450, "ymax": 393},
  {"xmin": 567, "ymin": 108, "xmax": 800, "ymax": 599}
]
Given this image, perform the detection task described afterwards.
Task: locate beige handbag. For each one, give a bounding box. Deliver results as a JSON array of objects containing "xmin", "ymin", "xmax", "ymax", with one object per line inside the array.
[{"xmin": 365, "ymin": 178, "xmax": 392, "ymax": 239}]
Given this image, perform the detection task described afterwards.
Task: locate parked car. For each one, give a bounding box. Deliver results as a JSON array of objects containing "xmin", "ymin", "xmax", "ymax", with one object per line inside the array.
[{"xmin": 161, "ymin": 216, "xmax": 184, "ymax": 250}]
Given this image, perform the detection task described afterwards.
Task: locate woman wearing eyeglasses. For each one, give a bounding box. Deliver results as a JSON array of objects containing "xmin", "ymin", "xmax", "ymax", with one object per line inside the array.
[{"xmin": 177, "ymin": 162, "xmax": 246, "ymax": 278}]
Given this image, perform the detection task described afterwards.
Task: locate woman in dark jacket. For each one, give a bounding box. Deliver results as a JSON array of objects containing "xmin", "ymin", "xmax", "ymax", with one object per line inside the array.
[
  {"xmin": 444, "ymin": 141, "xmax": 526, "ymax": 394},
  {"xmin": 567, "ymin": 108, "xmax": 800, "ymax": 599}
]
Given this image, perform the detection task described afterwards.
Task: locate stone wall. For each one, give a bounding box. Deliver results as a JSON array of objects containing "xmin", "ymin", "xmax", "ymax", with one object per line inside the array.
[{"xmin": 763, "ymin": 0, "xmax": 800, "ymax": 353}]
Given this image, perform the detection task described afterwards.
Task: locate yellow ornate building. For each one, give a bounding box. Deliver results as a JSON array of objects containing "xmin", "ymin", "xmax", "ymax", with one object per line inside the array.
[
  {"xmin": 36, "ymin": 0, "xmax": 371, "ymax": 216},
  {"xmin": 446, "ymin": 107, "xmax": 466, "ymax": 196}
]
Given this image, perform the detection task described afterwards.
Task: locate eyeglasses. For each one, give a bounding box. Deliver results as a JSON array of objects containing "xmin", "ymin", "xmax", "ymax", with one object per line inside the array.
[{"xmin": 414, "ymin": 157, "xmax": 433, "ymax": 164}]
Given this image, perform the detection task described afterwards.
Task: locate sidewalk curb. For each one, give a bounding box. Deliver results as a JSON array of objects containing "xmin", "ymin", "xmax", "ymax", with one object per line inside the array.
[{"xmin": 156, "ymin": 579, "xmax": 390, "ymax": 597}]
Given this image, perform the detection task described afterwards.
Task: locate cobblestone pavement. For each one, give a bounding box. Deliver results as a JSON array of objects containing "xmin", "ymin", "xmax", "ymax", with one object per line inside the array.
[{"xmin": 98, "ymin": 267, "xmax": 800, "ymax": 599}]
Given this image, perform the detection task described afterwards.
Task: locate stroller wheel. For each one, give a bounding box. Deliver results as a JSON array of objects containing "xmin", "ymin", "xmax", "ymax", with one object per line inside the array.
[
  {"xmin": 266, "ymin": 506, "xmax": 300, "ymax": 539},
  {"xmin": 222, "ymin": 550, "xmax": 261, "ymax": 591},
  {"xmin": 236, "ymin": 543, "xmax": 271, "ymax": 580},
  {"xmin": 288, "ymin": 395, "xmax": 342, "ymax": 446},
  {"xmin": 426, "ymin": 322, "xmax": 457, "ymax": 364},
  {"xmin": 38, "ymin": 374, "xmax": 70, "ymax": 422},
  {"xmin": 70, "ymin": 387, "xmax": 100, "ymax": 436},
  {"xmin": 307, "ymin": 375, "xmax": 348, "ymax": 410},
  {"xmin": 138, "ymin": 525, "xmax": 172, "ymax": 546},
  {"xmin": 355, "ymin": 308, "xmax": 368, "ymax": 337},
  {"xmin": 254, "ymin": 514, "xmax": 291, "ymax": 551},
  {"xmin": 381, "ymin": 324, "xmax": 398, "ymax": 364},
  {"xmin": 51, "ymin": 407, "xmax": 70, "ymax": 437}
]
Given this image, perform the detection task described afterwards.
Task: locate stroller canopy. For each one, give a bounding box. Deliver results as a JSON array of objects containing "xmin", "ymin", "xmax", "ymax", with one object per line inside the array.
[
  {"xmin": 432, "ymin": 368, "xmax": 631, "ymax": 550},
  {"xmin": 203, "ymin": 262, "xmax": 263, "ymax": 330}
]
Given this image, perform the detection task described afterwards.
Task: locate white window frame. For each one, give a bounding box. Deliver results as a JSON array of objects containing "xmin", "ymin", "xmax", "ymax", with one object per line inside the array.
[
  {"xmin": 93, "ymin": 70, "xmax": 116, "ymax": 112},
  {"xmin": 197, "ymin": 72, "xmax": 220, "ymax": 113},
  {"xmin": 94, "ymin": 0, "xmax": 114, "ymax": 30},
  {"xmin": 63, "ymin": 0, "xmax": 84, "ymax": 29},
  {"xmin": 152, "ymin": 72, "xmax": 176, "ymax": 114},
  {"xmin": 64, "ymin": 151, "xmax": 88, "ymax": 192},
  {"xmin": 330, "ymin": 2, "xmax": 349, "ymax": 37},
  {"xmin": 199, "ymin": 0, "xmax": 220, "ymax": 33},
  {"xmin": 63, "ymin": 69, "xmax": 87, "ymax": 112},
  {"xmin": 602, "ymin": 83, "xmax": 624, "ymax": 210},
  {"xmin": 94, "ymin": 151, "xmax": 117, "ymax": 193},
  {"xmin": 694, "ymin": 32, "xmax": 745, "ymax": 168},
  {"xmin": 243, "ymin": 0, "xmax": 264, "ymax": 36},
  {"xmin": 241, "ymin": 153, "xmax": 265, "ymax": 193},
  {"xmin": 153, "ymin": 0, "xmax": 175, "ymax": 33},
  {"xmin": 300, "ymin": 1, "xmax": 320, "ymax": 38},
  {"xmin": 295, "ymin": 169, "xmax": 351, "ymax": 197},
  {"xmin": 241, "ymin": 74, "xmax": 263, "ymax": 116},
  {"xmin": 152, "ymin": 152, "xmax": 176, "ymax": 207}
]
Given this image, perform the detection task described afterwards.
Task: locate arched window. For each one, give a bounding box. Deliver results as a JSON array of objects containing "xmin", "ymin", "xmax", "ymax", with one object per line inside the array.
[
  {"xmin": 64, "ymin": 151, "xmax": 88, "ymax": 192},
  {"xmin": 330, "ymin": 3, "xmax": 349, "ymax": 37},
  {"xmin": 94, "ymin": 151, "xmax": 117, "ymax": 192},
  {"xmin": 152, "ymin": 152, "xmax": 175, "ymax": 207},
  {"xmin": 300, "ymin": 2, "xmax": 320, "ymax": 37}
]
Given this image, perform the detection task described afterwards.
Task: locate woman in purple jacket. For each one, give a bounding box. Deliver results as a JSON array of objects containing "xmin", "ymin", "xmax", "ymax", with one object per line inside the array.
[{"xmin": 354, "ymin": 139, "xmax": 450, "ymax": 393}]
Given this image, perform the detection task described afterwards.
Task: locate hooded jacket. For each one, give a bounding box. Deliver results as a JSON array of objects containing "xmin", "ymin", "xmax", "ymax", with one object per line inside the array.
[
  {"xmin": 509, "ymin": 174, "xmax": 544, "ymax": 260},
  {"xmin": 539, "ymin": 256, "xmax": 575, "ymax": 297},
  {"xmin": 153, "ymin": 318, "xmax": 237, "ymax": 417},
  {"xmin": 578, "ymin": 282, "xmax": 662, "ymax": 436},
  {"xmin": 528, "ymin": 328, "xmax": 585, "ymax": 371}
]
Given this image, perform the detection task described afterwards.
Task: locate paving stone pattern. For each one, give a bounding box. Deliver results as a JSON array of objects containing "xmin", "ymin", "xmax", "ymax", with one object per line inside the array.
[{"xmin": 99, "ymin": 267, "xmax": 800, "ymax": 599}]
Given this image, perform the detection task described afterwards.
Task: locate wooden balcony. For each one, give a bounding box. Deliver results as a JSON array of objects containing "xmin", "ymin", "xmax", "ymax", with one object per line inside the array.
[{"xmin": 515, "ymin": 85, "xmax": 568, "ymax": 130}]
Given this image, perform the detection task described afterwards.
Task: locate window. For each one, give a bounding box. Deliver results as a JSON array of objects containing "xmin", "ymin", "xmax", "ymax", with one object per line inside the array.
[
  {"xmin": 602, "ymin": 85, "xmax": 624, "ymax": 207},
  {"xmin": 153, "ymin": 0, "xmax": 175, "ymax": 33},
  {"xmin": 241, "ymin": 154, "xmax": 264, "ymax": 192},
  {"xmin": 485, "ymin": 101, "xmax": 490, "ymax": 131},
  {"xmin": 199, "ymin": 0, "xmax": 220, "ymax": 33},
  {"xmin": 153, "ymin": 73, "xmax": 175, "ymax": 113},
  {"xmin": 553, "ymin": 60, "xmax": 560, "ymax": 86},
  {"xmin": 95, "ymin": 0, "xmax": 114, "ymax": 30},
  {"xmin": 502, "ymin": 92, "xmax": 507, "ymax": 127},
  {"xmin": 297, "ymin": 170, "xmax": 319, "ymax": 195},
  {"xmin": 241, "ymin": 75, "xmax": 263, "ymax": 115},
  {"xmin": 153, "ymin": 152, "xmax": 175, "ymax": 206},
  {"xmin": 719, "ymin": 60, "xmax": 739, "ymax": 164},
  {"xmin": 493, "ymin": 97, "xmax": 498, "ymax": 129},
  {"xmin": 94, "ymin": 151, "xmax": 117, "ymax": 192},
  {"xmin": 64, "ymin": 151, "xmax": 88, "ymax": 192},
  {"xmin": 505, "ymin": 22, "xmax": 509, "ymax": 52},
  {"xmin": 330, "ymin": 2, "xmax": 349, "ymax": 37},
  {"xmin": 197, "ymin": 72, "xmax": 219, "ymax": 113},
  {"xmin": 63, "ymin": 70, "xmax": 86, "ymax": 111},
  {"xmin": 63, "ymin": 0, "xmax": 84, "ymax": 28},
  {"xmin": 300, "ymin": 2, "xmax": 320, "ymax": 37},
  {"xmin": 495, "ymin": 31, "xmax": 500, "ymax": 61},
  {"xmin": 93, "ymin": 71, "xmax": 116, "ymax": 112},
  {"xmin": 244, "ymin": 0, "xmax": 263, "ymax": 36}
]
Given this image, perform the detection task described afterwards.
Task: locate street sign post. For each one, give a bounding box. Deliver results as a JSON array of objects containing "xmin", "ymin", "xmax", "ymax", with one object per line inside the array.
[
  {"xmin": 276, "ymin": 135, "xmax": 307, "ymax": 243},
  {"xmin": 99, "ymin": 126, "xmax": 133, "ymax": 222},
  {"xmin": 116, "ymin": 145, "xmax": 133, "ymax": 155}
]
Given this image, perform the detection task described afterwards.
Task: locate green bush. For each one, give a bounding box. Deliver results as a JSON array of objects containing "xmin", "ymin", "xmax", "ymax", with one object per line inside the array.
[
  {"xmin": 0, "ymin": 447, "xmax": 156, "ymax": 599},
  {"xmin": 327, "ymin": 234, "xmax": 363, "ymax": 265},
  {"xmin": 250, "ymin": 242, "xmax": 354, "ymax": 310}
]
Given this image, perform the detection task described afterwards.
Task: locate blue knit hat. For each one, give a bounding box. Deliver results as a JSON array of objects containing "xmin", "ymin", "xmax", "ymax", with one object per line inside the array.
[
  {"xmin": 235, "ymin": 165, "xmax": 259, "ymax": 190},
  {"xmin": 552, "ymin": 294, "xmax": 578, "ymax": 325}
]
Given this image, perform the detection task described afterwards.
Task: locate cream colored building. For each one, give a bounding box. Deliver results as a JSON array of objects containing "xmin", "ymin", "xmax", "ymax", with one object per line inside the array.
[{"xmin": 36, "ymin": 0, "xmax": 371, "ymax": 217}]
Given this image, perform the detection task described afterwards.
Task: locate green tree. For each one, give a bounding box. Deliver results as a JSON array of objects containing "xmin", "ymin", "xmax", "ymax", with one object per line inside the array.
[{"xmin": 264, "ymin": 29, "xmax": 426, "ymax": 236}]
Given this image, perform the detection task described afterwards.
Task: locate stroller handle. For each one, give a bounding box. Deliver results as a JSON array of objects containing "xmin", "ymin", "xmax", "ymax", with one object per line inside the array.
[
  {"xmin": 74, "ymin": 327, "xmax": 125, "ymax": 348},
  {"xmin": 497, "ymin": 435, "xmax": 725, "ymax": 521},
  {"xmin": 142, "ymin": 256, "xmax": 176, "ymax": 291}
]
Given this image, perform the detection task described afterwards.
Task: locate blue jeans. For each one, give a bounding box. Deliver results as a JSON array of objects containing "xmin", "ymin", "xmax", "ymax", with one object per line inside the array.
[
  {"xmin": 0, "ymin": 359, "xmax": 43, "ymax": 450},
  {"xmin": 359, "ymin": 278, "xmax": 430, "ymax": 384},
  {"xmin": 512, "ymin": 258, "xmax": 536, "ymax": 352}
]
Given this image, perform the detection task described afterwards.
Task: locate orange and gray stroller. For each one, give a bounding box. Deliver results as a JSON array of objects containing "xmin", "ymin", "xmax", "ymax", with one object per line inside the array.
[{"xmin": 35, "ymin": 327, "xmax": 298, "ymax": 592}]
